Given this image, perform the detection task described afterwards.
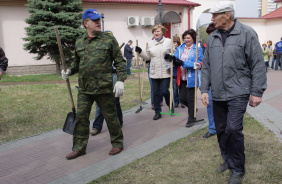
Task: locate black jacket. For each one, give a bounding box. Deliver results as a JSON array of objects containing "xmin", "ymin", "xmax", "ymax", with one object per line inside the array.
[
  {"xmin": 124, "ymin": 44, "xmax": 133, "ymax": 59},
  {"xmin": 0, "ymin": 47, "xmax": 8, "ymax": 72}
]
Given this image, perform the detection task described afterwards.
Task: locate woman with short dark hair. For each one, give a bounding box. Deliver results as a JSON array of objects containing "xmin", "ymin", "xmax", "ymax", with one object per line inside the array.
[{"xmin": 168, "ymin": 29, "xmax": 203, "ymax": 127}]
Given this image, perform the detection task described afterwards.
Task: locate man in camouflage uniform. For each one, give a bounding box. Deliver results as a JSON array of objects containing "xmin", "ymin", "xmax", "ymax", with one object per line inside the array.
[
  {"xmin": 0, "ymin": 47, "xmax": 8, "ymax": 80},
  {"xmin": 61, "ymin": 9, "xmax": 127, "ymax": 160}
]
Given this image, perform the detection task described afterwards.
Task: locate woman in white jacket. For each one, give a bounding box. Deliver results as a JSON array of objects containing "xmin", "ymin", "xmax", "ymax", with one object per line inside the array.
[{"xmin": 135, "ymin": 25, "xmax": 172, "ymax": 120}]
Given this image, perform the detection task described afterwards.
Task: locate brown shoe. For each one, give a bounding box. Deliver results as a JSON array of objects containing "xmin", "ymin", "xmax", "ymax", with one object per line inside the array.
[
  {"xmin": 109, "ymin": 147, "xmax": 123, "ymax": 155},
  {"xmin": 66, "ymin": 151, "xmax": 86, "ymax": 160},
  {"xmin": 90, "ymin": 128, "xmax": 101, "ymax": 136}
]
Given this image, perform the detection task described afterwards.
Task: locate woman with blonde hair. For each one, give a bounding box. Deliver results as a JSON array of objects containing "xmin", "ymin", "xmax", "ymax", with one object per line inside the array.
[{"xmin": 135, "ymin": 24, "xmax": 173, "ymax": 120}]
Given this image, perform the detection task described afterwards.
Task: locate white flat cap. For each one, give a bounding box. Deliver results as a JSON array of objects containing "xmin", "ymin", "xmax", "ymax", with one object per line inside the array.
[{"xmin": 209, "ymin": 1, "xmax": 234, "ymax": 13}]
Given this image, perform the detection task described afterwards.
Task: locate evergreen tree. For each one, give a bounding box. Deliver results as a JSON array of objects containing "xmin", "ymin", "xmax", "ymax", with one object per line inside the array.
[{"xmin": 23, "ymin": 0, "xmax": 84, "ymax": 74}]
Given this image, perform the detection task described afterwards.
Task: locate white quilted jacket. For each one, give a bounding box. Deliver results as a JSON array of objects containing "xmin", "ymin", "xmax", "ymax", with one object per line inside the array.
[{"xmin": 139, "ymin": 37, "xmax": 171, "ymax": 79}]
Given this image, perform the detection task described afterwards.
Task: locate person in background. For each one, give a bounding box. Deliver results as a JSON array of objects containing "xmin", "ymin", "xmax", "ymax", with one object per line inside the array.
[
  {"xmin": 124, "ymin": 40, "xmax": 133, "ymax": 75},
  {"xmin": 135, "ymin": 24, "xmax": 173, "ymax": 120},
  {"xmin": 267, "ymin": 40, "xmax": 273, "ymax": 69},
  {"xmin": 61, "ymin": 9, "xmax": 126, "ymax": 159},
  {"xmin": 172, "ymin": 36, "xmax": 185, "ymax": 109},
  {"xmin": 271, "ymin": 46, "xmax": 277, "ymax": 69},
  {"xmin": 202, "ymin": 22, "xmax": 217, "ymax": 138},
  {"xmin": 200, "ymin": 2, "xmax": 267, "ymax": 184},
  {"xmin": 274, "ymin": 37, "xmax": 282, "ymax": 70},
  {"xmin": 0, "ymin": 47, "xmax": 8, "ymax": 80},
  {"xmin": 167, "ymin": 29, "xmax": 203, "ymax": 128},
  {"xmin": 262, "ymin": 43, "xmax": 269, "ymax": 72},
  {"xmin": 91, "ymin": 30, "xmax": 124, "ymax": 136}
]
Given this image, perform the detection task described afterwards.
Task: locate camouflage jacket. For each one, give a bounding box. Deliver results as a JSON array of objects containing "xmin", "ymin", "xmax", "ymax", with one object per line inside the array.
[
  {"xmin": 0, "ymin": 47, "xmax": 8, "ymax": 72},
  {"xmin": 70, "ymin": 31, "xmax": 127, "ymax": 94}
]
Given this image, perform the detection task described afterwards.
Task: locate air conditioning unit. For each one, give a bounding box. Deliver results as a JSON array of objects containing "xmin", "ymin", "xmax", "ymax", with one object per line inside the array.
[
  {"xmin": 140, "ymin": 16, "xmax": 155, "ymax": 27},
  {"xmin": 127, "ymin": 16, "xmax": 139, "ymax": 27}
]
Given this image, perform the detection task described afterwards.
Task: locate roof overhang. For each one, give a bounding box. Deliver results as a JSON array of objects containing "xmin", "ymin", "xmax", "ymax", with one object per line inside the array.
[{"xmin": 82, "ymin": 0, "xmax": 200, "ymax": 7}]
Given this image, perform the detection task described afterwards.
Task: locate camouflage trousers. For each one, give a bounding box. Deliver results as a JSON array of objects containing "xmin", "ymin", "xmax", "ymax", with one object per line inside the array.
[{"xmin": 72, "ymin": 92, "xmax": 123, "ymax": 152}]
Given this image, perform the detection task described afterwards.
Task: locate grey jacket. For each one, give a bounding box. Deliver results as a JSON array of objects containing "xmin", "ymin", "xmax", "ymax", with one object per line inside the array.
[{"xmin": 200, "ymin": 20, "xmax": 267, "ymax": 101}]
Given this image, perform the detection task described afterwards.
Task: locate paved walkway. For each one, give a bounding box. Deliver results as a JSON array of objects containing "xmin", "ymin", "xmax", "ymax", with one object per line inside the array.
[{"xmin": 0, "ymin": 69, "xmax": 281, "ymax": 184}]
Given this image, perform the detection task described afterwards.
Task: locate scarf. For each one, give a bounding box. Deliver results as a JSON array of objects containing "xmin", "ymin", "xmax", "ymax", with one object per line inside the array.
[{"xmin": 155, "ymin": 35, "xmax": 163, "ymax": 42}]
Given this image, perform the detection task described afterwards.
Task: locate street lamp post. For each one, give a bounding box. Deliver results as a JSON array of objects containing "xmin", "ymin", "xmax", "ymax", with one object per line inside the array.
[
  {"xmin": 158, "ymin": 0, "xmax": 162, "ymax": 24},
  {"xmin": 101, "ymin": 13, "xmax": 104, "ymax": 32}
]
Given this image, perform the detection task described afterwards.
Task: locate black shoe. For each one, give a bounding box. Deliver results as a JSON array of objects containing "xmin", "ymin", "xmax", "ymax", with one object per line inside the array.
[
  {"xmin": 216, "ymin": 161, "xmax": 229, "ymax": 173},
  {"xmin": 185, "ymin": 121, "xmax": 194, "ymax": 128},
  {"xmin": 228, "ymin": 171, "xmax": 244, "ymax": 184},
  {"xmin": 153, "ymin": 113, "xmax": 161, "ymax": 120},
  {"xmin": 181, "ymin": 104, "xmax": 185, "ymax": 108},
  {"xmin": 174, "ymin": 104, "xmax": 179, "ymax": 108},
  {"xmin": 203, "ymin": 132, "xmax": 216, "ymax": 138}
]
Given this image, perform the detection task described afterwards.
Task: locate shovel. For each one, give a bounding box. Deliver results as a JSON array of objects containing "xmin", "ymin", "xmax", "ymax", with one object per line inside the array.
[
  {"xmin": 193, "ymin": 30, "xmax": 204, "ymax": 124},
  {"xmin": 54, "ymin": 26, "xmax": 76, "ymax": 135},
  {"xmin": 135, "ymin": 40, "xmax": 143, "ymax": 113},
  {"xmin": 160, "ymin": 23, "xmax": 181, "ymax": 116}
]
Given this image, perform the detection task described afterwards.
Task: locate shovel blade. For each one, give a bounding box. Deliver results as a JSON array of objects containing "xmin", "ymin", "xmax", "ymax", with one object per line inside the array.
[
  {"xmin": 63, "ymin": 112, "xmax": 76, "ymax": 135},
  {"xmin": 135, "ymin": 106, "xmax": 143, "ymax": 113}
]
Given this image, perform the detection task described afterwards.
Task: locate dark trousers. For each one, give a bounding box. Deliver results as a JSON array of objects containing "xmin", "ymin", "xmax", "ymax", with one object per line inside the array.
[
  {"xmin": 179, "ymin": 80, "xmax": 195, "ymax": 122},
  {"xmin": 213, "ymin": 97, "xmax": 249, "ymax": 175},
  {"xmin": 151, "ymin": 78, "xmax": 170, "ymax": 114},
  {"xmin": 275, "ymin": 52, "xmax": 282, "ymax": 70},
  {"xmin": 93, "ymin": 97, "xmax": 123, "ymax": 131}
]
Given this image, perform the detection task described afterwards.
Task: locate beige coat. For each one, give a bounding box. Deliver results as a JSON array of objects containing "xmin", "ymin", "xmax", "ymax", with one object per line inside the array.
[{"xmin": 139, "ymin": 37, "xmax": 171, "ymax": 79}]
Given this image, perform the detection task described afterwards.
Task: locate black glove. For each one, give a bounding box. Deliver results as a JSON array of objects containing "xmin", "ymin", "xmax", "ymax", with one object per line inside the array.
[
  {"xmin": 135, "ymin": 46, "xmax": 142, "ymax": 54},
  {"xmin": 174, "ymin": 58, "xmax": 183, "ymax": 66},
  {"xmin": 164, "ymin": 54, "xmax": 175, "ymax": 62},
  {"xmin": 164, "ymin": 54, "xmax": 171, "ymax": 60}
]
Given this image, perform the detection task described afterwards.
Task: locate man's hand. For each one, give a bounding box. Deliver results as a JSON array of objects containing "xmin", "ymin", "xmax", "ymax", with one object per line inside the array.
[
  {"xmin": 201, "ymin": 93, "xmax": 209, "ymax": 107},
  {"xmin": 249, "ymin": 95, "xmax": 262, "ymax": 107},
  {"xmin": 0, "ymin": 71, "xmax": 2, "ymax": 80},
  {"xmin": 61, "ymin": 69, "xmax": 71, "ymax": 80},
  {"xmin": 113, "ymin": 81, "xmax": 124, "ymax": 97}
]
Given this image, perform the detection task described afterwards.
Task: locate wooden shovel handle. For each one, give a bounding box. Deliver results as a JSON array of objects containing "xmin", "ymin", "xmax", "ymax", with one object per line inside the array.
[
  {"xmin": 194, "ymin": 34, "xmax": 198, "ymax": 118},
  {"xmin": 136, "ymin": 40, "xmax": 142, "ymax": 107},
  {"xmin": 54, "ymin": 26, "xmax": 75, "ymax": 109},
  {"xmin": 170, "ymin": 23, "xmax": 174, "ymax": 111}
]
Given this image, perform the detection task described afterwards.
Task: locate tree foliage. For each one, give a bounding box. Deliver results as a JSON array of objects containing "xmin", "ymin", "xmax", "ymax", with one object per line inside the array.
[{"xmin": 23, "ymin": 0, "xmax": 84, "ymax": 73}]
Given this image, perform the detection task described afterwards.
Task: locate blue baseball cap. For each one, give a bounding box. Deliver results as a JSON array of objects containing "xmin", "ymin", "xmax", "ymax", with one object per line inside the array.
[{"xmin": 82, "ymin": 9, "xmax": 103, "ymax": 20}]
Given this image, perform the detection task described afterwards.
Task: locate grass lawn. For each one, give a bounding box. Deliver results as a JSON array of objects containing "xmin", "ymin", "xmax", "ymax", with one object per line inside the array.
[
  {"xmin": 90, "ymin": 114, "xmax": 282, "ymax": 184},
  {"xmin": 0, "ymin": 73, "xmax": 150, "ymax": 142}
]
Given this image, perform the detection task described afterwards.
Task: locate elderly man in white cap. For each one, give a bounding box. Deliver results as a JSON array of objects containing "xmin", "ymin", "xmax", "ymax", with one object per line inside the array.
[{"xmin": 200, "ymin": 1, "xmax": 266, "ymax": 184}]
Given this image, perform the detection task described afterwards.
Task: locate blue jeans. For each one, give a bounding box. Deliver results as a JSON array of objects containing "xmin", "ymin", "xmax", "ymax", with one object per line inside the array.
[
  {"xmin": 93, "ymin": 73, "xmax": 123, "ymax": 130},
  {"xmin": 148, "ymin": 69, "xmax": 163, "ymax": 105},
  {"xmin": 126, "ymin": 58, "xmax": 132, "ymax": 75},
  {"xmin": 207, "ymin": 89, "xmax": 216, "ymax": 134},
  {"xmin": 271, "ymin": 57, "xmax": 275, "ymax": 69},
  {"xmin": 151, "ymin": 78, "xmax": 170, "ymax": 114}
]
